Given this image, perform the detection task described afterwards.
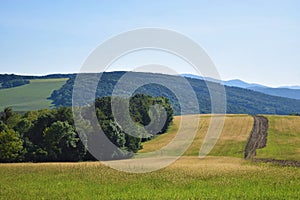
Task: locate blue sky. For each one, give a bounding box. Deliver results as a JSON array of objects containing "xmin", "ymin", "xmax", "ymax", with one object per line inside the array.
[{"xmin": 0, "ymin": 0, "xmax": 299, "ymax": 87}]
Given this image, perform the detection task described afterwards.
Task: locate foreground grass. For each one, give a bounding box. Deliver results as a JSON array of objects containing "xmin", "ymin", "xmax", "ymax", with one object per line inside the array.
[
  {"xmin": 0, "ymin": 157, "xmax": 299, "ymax": 199},
  {"xmin": 0, "ymin": 78, "xmax": 67, "ymax": 111}
]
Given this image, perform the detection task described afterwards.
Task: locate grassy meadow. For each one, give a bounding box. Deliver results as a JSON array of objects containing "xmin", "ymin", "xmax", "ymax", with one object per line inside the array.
[
  {"xmin": 0, "ymin": 78, "xmax": 67, "ymax": 111},
  {"xmin": 256, "ymin": 115, "xmax": 300, "ymax": 161},
  {"xmin": 0, "ymin": 114, "xmax": 299, "ymax": 199},
  {"xmin": 0, "ymin": 157, "xmax": 299, "ymax": 199}
]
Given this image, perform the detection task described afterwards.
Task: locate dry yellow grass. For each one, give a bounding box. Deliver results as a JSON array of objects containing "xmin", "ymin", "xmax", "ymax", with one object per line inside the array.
[
  {"xmin": 140, "ymin": 114, "xmax": 253, "ymax": 158},
  {"xmin": 139, "ymin": 116, "xmax": 181, "ymax": 153},
  {"xmin": 0, "ymin": 156, "xmax": 257, "ymax": 174},
  {"xmin": 167, "ymin": 156, "xmax": 262, "ymax": 178}
]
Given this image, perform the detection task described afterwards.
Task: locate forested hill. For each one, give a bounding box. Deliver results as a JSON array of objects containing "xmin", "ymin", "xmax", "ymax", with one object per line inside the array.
[
  {"xmin": 0, "ymin": 74, "xmax": 74, "ymax": 83},
  {"xmin": 50, "ymin": 71, "xmax": 300, "ymax": 115}
]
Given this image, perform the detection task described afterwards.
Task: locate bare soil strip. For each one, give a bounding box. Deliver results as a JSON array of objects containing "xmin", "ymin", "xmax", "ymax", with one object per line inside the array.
[
  {"xmin": 244, "ymin": 115, "xmax": 300, "ymax": 167},
  {"xmin": 244, "ymin": 116, "xmax": 268, "ymax": 159}
]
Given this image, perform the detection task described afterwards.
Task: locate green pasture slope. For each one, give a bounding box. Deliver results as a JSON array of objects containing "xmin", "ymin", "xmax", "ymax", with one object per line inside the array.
[
  {"xmin": 256, "ymin": 115, "xmax": 300, "ymax": 161},
  {"xmin": 0, "ymin": 78, "xmax": 67, "ymax": 111},
  {"xmin": 0, "ymin": 115, "xmax": 299, "ymax": 199}
]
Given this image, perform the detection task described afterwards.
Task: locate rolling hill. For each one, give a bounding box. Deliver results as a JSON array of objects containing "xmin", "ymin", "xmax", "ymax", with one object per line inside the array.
[
  {"xmin": 0, "ymin": 78, "xmax": 67, "ymax": 111},
  {"xmin": 182, "ymin": 74, "xmax": 300, "ymax": 100},
  {"xmin": 50, "ymin": 71, "xmax": 300, "ymax": 115},
  {"xmin": 140, "ymin": 114, "xmax": 254, "ymax": 158},
  {"xmin": 248, "ymin": 86, "xmax": 300, "ymax": 100},
  {"xmin": 1, "ymin": 72, "xmax": 300, "ymax": 114},
  {"xmin": 140, "ymin": 114, "xmax": 300, "ymax": 162},
  {"xmin": 256, "ymin": 115, "xmax": 300, "ymax": 161}
]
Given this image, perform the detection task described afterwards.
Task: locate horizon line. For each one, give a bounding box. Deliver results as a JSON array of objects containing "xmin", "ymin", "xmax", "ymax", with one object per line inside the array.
[{"xmin": 0, "ymin": 70, "xmax": 299, "ymax": 88}]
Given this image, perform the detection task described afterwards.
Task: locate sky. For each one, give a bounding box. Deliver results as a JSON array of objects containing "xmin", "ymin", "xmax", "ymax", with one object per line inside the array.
[{"xmin": 0, "ymin": 0, "xmax": 300, "ymax": 87}]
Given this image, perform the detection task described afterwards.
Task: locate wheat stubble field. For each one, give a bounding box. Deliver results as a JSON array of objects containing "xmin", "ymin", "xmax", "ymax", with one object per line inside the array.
[{"xmin": 0, "ymin": 115, "xmax": 299, "ymax": 199}]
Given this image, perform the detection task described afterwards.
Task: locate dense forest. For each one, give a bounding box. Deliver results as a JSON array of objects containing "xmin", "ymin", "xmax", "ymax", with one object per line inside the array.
[
  {"xmin": 50, "ymin": 71, "xmax": 300, "ymax": 115},
  {"xmin": 1, "ymin": 79, "xmax": 30, "ymax": 89},
  {"xmin": 0, "ymin": 74, "xmax": 74, "ymax": 89},
  {"xmin": 0, "ymin": 94, "xmax": 173, "ymax": 162},
  {"xmin": 0, "ymin": 74, "xmax": 74, "ymax": 83}
]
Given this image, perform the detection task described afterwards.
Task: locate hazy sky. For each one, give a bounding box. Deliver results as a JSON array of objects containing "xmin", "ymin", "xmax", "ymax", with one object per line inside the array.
[{"xmin": 0, "ymin": 0, "xmax": 299, "ymax": 87}]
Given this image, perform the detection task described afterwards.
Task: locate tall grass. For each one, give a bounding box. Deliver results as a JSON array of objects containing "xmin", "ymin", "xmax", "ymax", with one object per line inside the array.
[{"xmin": 0, "ymin": 157, "xmax": 299, "ymax": 199}]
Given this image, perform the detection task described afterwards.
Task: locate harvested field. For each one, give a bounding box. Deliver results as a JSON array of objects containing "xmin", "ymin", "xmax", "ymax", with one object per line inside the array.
[{"xmin": 140, "ymin": 114, "xmax": 254, "ymax": 158}]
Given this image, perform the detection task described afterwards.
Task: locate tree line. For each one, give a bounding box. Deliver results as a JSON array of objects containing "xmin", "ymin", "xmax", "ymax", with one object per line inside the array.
[
  {"xmin": 0, "ymin": 94, "xmax": 173, "ymax": 162},
  {"xmin": 1, "ymin": 79, "xmax": 30, "ymax": 89}
]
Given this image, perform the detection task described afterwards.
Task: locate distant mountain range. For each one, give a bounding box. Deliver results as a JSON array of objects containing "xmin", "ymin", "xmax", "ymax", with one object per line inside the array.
[
  {"xmin": 278, "ymin": 85, "xmax": 300, "ymax": 90},
  {"xmin": 182, "ymin": 74, "xmax": 300, "ymax": 100}
]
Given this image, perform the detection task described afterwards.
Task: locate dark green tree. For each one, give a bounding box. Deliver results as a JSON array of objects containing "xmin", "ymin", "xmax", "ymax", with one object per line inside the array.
[
  {"xmin": 0, "ymin": 122, "xmax": 24, "ymax": 162},
  {"xmin": 44, "ymin": 121, "xmax": 85, "ymax": 161}
]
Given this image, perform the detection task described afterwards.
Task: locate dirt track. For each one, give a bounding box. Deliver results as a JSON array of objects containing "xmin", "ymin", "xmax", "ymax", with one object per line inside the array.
[
  {"xmin": 244, "ymin": 116, "xmax": 268, "ymax": 159},
  {"xmin": 244, "ymin": 115, "xmax": 300, "ymax": 167}
]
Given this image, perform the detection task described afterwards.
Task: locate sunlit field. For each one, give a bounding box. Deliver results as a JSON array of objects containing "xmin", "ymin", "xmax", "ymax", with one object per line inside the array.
[
  {"xmin": 0, "ymin": 114, "xmax": 299, "ymax": 199},
  {"xmin": 256, "ymin": 115, "xmax": 300, "ymax": 161},
  {"xmin": 141, "ymin": 114, "xmax": 253, "ymax": 157},
  {"xmin": 0, "ymin": 156, "xmax": 299, "ymax": 199},
  {"xmin": 0, "ymin": 78, "xmax": 67, "ymax": 111}
]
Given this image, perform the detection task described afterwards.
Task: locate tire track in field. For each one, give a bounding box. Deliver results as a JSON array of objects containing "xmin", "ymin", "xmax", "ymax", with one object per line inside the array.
[{"xmin": 244, "ymin": 116, "xmax": 268, "ymax": 159}]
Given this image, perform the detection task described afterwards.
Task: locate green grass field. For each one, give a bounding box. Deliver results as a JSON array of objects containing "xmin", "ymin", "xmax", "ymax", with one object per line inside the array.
[
  {"xmin": 256, "ymin": 115, "xmax": 300, "ymax": 161},
  {"xmin": 0, "ymin": 157, "xmax": 299, "ymax": 199},
  {"xmin": 0, "ymin": 78, "xmax": 67, "ymax": 111},
  {"xmin": 0, "ymin": 114, "xmax": 299, "ymax": 199}
]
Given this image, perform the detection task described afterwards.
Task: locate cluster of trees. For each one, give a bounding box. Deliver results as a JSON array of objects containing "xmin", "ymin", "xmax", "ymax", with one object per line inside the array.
[
  {"xmin": 289, "ymin": 113, "xmax": 300, "ymax": 116},
  {"xmin": 0, "ymin": 73, "xmax": 74, "ymax": 83},
  {"xmin": 1, "ymin": 79, "xmax": 30, "ymax": 89},
  {"xmin": 0, "ymin": 107, "xmax": 85, "ymax": 162},
  {"xmin": 0, "ymin": 94, "xmax": 173, "ymax": 162}
]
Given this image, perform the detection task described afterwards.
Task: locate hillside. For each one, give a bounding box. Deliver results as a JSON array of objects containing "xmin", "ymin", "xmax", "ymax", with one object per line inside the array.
[
  {"xmin": 0, "ymin": 78, "xmax": 67, "ymax": 111},
  {"xmin": 140, "ymin": 115, "xmax": 254, "ymax": 158},
  {"xmin": 140, "ymin": 114, "xmax": 300, "ymax": 162},
  {"xmin": 222, "ymin": 79, "xmax": 300, "ymax": 100},
  {"xmin": 50, "ymin": 71, "xmax": 300, "ymax": 115},
  {"xmin": 249, "ymin": 86, "xmax": 300, "ymax": 100},
  {"xmin": 0, "ymin": 74, "xmax": 73, "ymax": 83},
  {"xmin": 2, "ymin": 72, "xmax": 300, "ymax": 114},
  {"xmin": 256, "ymin": 115, "xmax": 300, "ymax": 161},
  {"xmin": 182, "ymin": 74, "xmax": 300, "ymax": 100}
]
